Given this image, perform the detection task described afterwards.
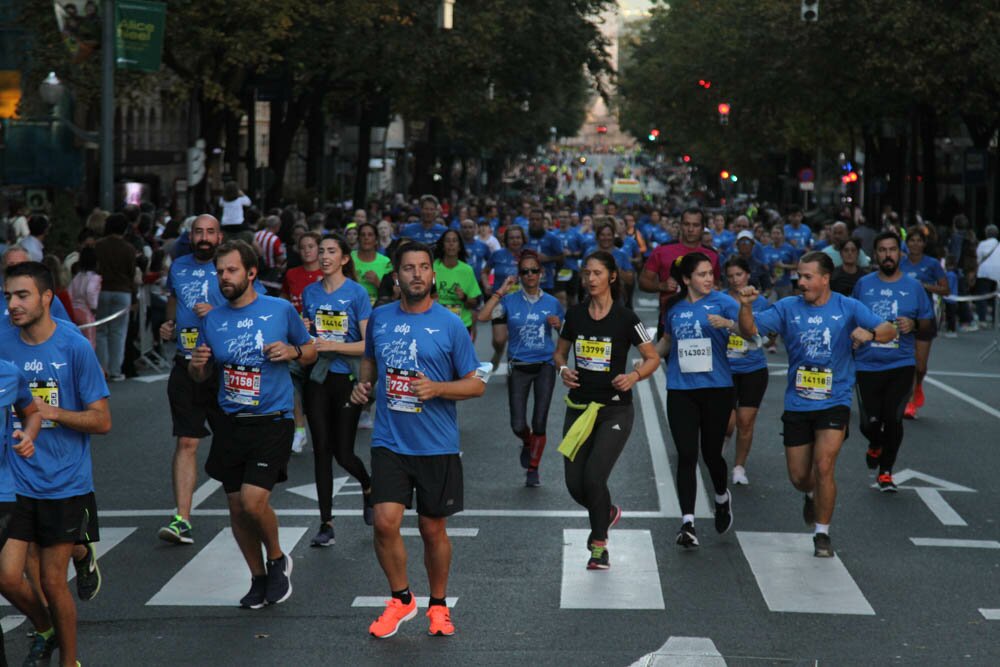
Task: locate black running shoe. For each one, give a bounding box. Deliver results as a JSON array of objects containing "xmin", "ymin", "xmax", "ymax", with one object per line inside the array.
[
  {"xmin": 802, "ymin": 494, "xmax": 816, "ymax": 526},
  {"xmin": 525, "ymin": 469, "xmax": 541, "ymax": 487},
  {"xmin": 877, "ymin": 472, "xmax": 898, "ymax": 493},
  {"xmin": 813, "ymin": 533, "xmax": 833, "ymax": 558},
  {"xmin": 74, "ymin": 542, "xmax": 101, "ymax": 601},
  {"xmin": 240, "ymin": 576, "xmax": 268, "ymax": 609},
  {"xmin": 519, "ymin": 444, "xmax": 531, "ymax": 469},
  {"xmin": 265, "ymin": 554, "xmax": 293, "ymax": 605},
  {"xmin": 586, "ymin": 544, "xmax": 610, "ymax": 570},
  {"xmin": 714, "ymin": 490, "xmax": 734, "ymax": 535},
  {"xmin": 310, "ymin": 522, "xmax": 336, "ymax": 547},
  {"xmin": 675, "ymin": 522, "xmax": 699, "ymax": 548},
  {"xmin": 865, "ymin": 447, "xmax": 881, "ymax": 470},
  {"xmin": 363, "ymin": 493, "xmax": 374, "ymax": 527}
]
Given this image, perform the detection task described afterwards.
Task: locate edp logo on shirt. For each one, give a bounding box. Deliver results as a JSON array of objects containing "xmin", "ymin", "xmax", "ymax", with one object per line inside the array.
[{"xmin": 24, "ymin": 360, "xmax": 44, "ymax": 373}]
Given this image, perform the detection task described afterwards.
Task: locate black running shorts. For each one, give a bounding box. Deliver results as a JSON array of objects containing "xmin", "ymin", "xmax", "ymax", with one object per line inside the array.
[
  {"xmin": 168, "ymin": 358, "xmax": 221, "ymax": 439},
  {"xmin": 7, "ymin": 492, "xmax": 100, "ymax": 547},
  {"xmin": 370, "ymin": 446, "xmax": 463, "ymax": 518},
  {"xmin": 781, "ymin": 406, "xmax": 851, "ymax": 447},
  {"xmin": 733, "ymin": 367, "xmax": 769, "ymax": 409},
  {"xmin": 206, "ymin": 414, "xmax": 294, "ymax": 493}
]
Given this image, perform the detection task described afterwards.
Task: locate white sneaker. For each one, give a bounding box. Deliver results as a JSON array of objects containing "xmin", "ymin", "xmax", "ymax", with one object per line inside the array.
[
  {"xmin": 358, "ymin": 409, "xmax": 374, "ymax": 430},
  {"xmin": 943, "ymin": 331, "xmax": 958, "ymax": 339},
  {"xmin": 959, "ymin": 321, "xmax": 979, "ymax": 333},
  {"xmin": 732, "ymin": 465, "xmax": 749, "ymax": 486},
  {"xmin": 291, "ymin": 430, "xmax": 307, "ymax": 454}
]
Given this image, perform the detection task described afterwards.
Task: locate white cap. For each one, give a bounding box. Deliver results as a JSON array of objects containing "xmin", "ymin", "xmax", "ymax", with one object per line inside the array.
[{"xmin": 736, "ymin": 230, "xmax": 755, "ymax": 243}]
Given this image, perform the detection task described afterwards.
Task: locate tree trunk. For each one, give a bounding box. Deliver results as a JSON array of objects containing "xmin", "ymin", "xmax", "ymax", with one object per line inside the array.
[
  {"xmin": 193, "ymin": 102, "xmax": 225, "ymax": 213},
  {"xmin": 305, "ymin": 98, "xmax": 324, "ymax": 191},
  {"xmin": 920, "ymin": 106, "xmax": 938, "ymax": 222},
  {"xmin": 224, "ymin": 108, "xmax": 242, "ymax": 184},
  {"xmin": 353, "ymin": 103, "xmax": 373, "ymax": 207},
  {"xmin": 266, "ymin": 96, "xmax": 309, "ymax": 208}
]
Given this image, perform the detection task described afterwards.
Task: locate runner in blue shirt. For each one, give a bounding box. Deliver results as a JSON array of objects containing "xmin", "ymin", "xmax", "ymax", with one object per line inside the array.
[
  {"xmin": 351, "ymin": 242, "xmax": 484, "ymax": 639},
  {"xmin": 853, "ymin": 232, "xmax": 934, "ymax": 490},
  {"xmin": 0, "ymin": 261, "xmax": 111, "ymax": 664},
  {"xmin": 760, "ymin": 225, "xmax": 799, "ymax": 298},
  {"xmin": 660, "ymin": 253, "xmax": 739, "ymax": 548},
  {"xmin": 484, "ymin": 225, "xmax": 527, "ymax": 369},
  {"xmin": 900, "ymin": 227, "xmax": 949, "ymax": 419},
  {"xmin": 710, "ymin": 256, "xmax": 773, "ymax": 487},
  {"xmin": 736, "ymin": 251, "xmax": 895, "ymax": 557},
  {"xmin": 477, "ymin": 251, "xmax": 564, "ymax": 487},
  {"xmin": 189, "ymin": 240, "xmax": 317, "ymax": 610},
  {"xmin": 458, "ymin": 218, "xmax": 490, "ymax": 288},
  {"xmin": 524, "ymin": 208, "xmax": 565, "ymax": 300},
  {"xmin": 783, "ymin": 207, "xmax": 813, "ymax": 251},
  {"xmin": 301, "ymin": 235, "xmax": 373, "ymax": 547},
  {"xmin": 554, "ymin": 218, "xmax": 584, "ymax": 306},
  {"xmin": 400, "ymin": 195, "xmax": 449, "ymax": 245},
  {"xmin": 710, "ymin": 212, "xmax": 735, "ymax": 257}
]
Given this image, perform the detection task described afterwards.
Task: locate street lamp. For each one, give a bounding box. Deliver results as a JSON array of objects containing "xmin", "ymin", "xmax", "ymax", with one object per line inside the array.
[
  {"xmin": 37, "ymin": 71, "xmax": 98, "ymax": 144},
  {"xmin": 717, "ymin": 103, "xmax": 731, "ymax": 126}
]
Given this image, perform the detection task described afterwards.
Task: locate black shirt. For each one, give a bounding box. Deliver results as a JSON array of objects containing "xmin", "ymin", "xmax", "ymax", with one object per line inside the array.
[
  {"xmin": 831, "ymin": 267, "xmax": 864, "ymax": 296},
  {"xmin": 559, "ymin": 301, "xmax": 651, "ymax": 405}
]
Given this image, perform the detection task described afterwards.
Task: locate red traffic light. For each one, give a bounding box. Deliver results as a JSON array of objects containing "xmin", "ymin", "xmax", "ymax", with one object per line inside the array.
[
  {"xmin": 841, "ymin": 171, "xmax": 858, "ymax": 184},
  {"xmin": 720, "ymin": 170, "xmax": 730, "ymax": 180},
  {"xmin": 682, "ymin": 154, "xmax": 691, "ymax": 163},
  {"xmin": 717, "ymin": 103, "xmax": 731, "ymax": 116},
  {"xmin": 698, "ymin": 79, "xmax": 712, "ymax": 89},
  {"xmin": 649, "ymin": 129, "xmax": 660, "ymax": 138},
  {"xmin": 596, "ymin": 125, "xmax": 608, "ymax": 134}
]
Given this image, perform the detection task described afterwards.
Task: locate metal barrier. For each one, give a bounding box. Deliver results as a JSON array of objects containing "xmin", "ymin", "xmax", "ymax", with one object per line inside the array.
[
  {"xmin": 940, "ymin": 291, "xmax": 999, "ymax": 362},
  {"xmin": 76, "ymin": 285, "xmax": 172, "ymax": 373}
]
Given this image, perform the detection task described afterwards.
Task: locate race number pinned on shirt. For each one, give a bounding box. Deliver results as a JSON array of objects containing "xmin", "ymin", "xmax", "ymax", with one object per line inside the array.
[
  {"xmin": 678, "ymin": 337, "xmax": 713, "ymax": 373},
  {"xmin": 29, "ymin": 380, "xmax": 59, "ymax": 429},
  {"xmin": 795, "ymin": 365, "xmax": 833, "ymax": 400},
  {"xmin": 223, "ymin": 364, "xmax": 262, "ymax": 406},
  {"xmin": 386, "ymin": 367, "xmax": 422, "ymax": 413},
  {"xmin": 315, "ymin": 309, "xmax": 348, "ymax": 342},
  {"xmin": 575, "ymin": 337, "xmax": 612, "ymax": 372},
  {"xmin": 445, "ymin": 304, "xmax": 463, "ymax": 317},
  {"xmin": 727, "ymin": 333, "xmax": 747, "ymax": 357},
  {"xmin": 180, "ymin": 327, "xmax": 199, "ymax": 357},
  {"xmin": 557, "ymin": 268, "xmax": 573, "ymax": 282}
]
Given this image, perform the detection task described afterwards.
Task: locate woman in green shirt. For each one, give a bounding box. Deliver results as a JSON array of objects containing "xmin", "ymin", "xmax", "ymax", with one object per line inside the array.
[
  {"xmin": 433, "ymin": 229, "xmax": 482, "ymax": 338},
  {"xmin": 352, "ymin": 222, "xmax": 392, "ymax": 305}
]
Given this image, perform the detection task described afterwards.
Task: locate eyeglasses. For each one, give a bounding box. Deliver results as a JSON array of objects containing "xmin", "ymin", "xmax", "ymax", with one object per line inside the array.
[{"xmin": 519, "ymin": 268, "xmax": 541, "ymax": 275}]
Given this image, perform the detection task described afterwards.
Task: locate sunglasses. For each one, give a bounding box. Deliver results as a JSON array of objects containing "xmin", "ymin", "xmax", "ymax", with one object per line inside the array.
[{"xmin": 519, "ymin": 268, "xmax": 541, "ymax": 275}]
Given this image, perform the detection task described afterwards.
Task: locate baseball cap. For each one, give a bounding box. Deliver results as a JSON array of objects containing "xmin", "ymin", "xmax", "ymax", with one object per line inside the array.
[{"xmin": 736, "ymin": 230, "xmax": 755, "ymax": 243}]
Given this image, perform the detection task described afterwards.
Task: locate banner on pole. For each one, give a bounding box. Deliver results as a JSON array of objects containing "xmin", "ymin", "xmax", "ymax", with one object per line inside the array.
[{"xmin": 114, "ymin": 0, "xmax": 166, "ymax": 72}]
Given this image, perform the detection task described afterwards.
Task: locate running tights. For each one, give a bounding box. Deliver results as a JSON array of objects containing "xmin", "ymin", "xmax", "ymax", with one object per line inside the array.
[
  {"xmin": 562, "ymin": 404, "xmax": 634, "ymax": 542},
  {"xmin": 856, "ymin": 366, "xmax": 915, "ymax": 472},
  {"xmin": 666, "ymin": 387, "xmax": 734, "ymax": 515},
  {"xmin": 304, "ymin": 372, "xmax": 370, "ymax": 522},
  {"xmin": 508, "ymin": 363, "xmax": 556, "ymax": 436}
]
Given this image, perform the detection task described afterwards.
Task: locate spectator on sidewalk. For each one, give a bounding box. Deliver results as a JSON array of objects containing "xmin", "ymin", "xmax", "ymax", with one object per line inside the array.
[
  {"xmin": 20, "ymin": 215, "xmax": 48, "ymax": 262},
  {"xmin": 95, "ymin": 213, "xmax": 137, "ymax": 381},
  {"xmin": 69, "ymin": 246, "xmax": 102, "ymax": 349},
  {"xmin": 975, "ymin": 224, "xmax": 1000, "ymax": 326}
]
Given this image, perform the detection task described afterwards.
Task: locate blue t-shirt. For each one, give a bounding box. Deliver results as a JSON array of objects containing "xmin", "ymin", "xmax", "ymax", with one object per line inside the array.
[
  {"xmin": 498, "ymin": 291, "xmax": 564, "ymax": 364},
  {"xmin": 901, "ymin": 256, "xmax": 946, "ymax": 287},
  {"xmin": 364, "ymin": 302, "xmax": 479, "ymax": 456},
  {"xmin": 784, "ymin": 223, "xmax": 813, "ymax": 250},
  {"xmin": 198, "ymin": 295, "xmax": 311, "ymax": 415},
  {"xmin": 401, "ymin": 222, "xmax": 449, "ymax": 245},
  {"xmin": 556, "ymin": 227, "xmax": 584, "ymax": 272},
  {"xmin": 167, "ymin": 253, "xmax": 227, "ymax": 358},
  {"xmin": 0, "ymin": 323, "xmax": 109, "ymax": 499},
  {"xmin": 852, "ymin": 273, "xmax": 934, "ymax": 371},
  {"xmin": 0, "ymin": 360, "xmax": 34, "ymax": 502},
  {"xmin": 754, "ymin": 293, "xmax": 883, "ymax": 411},
  {"xmin": 760, "ymin": 243, "xmax": 798, "ymax": 286},
  {"xmin": 524, "ymin": 231, "xmax": 564, "ymax": 290},
  {"xmin": 301, "ymin": 279, "xmax": 372, "ymax": 376},
  {"xmin": 648, "ymin": 227, "xmax": 673, "ymax": 250},
  {"xmin": 465, "ymin": 239, "xmax": 490, "ymax": 280},
  {"xmin": 946, "ymin": 270, "xmax": 959, "ymax": 297},
  {"xmin": 621, "ymin": 236, "xmax": 641, "ymax": 264},
  {"xmin": 727, "ymin": 294, "xmax": 769, "ymax": 374},
  {"xmin": 582, "ymin": 243, "xmax": 633, "ymax": 275},
  {"xmin": 663, "ymin": 291, "xmax": 739, "ymax": 390},
  {"xmin": 487, "ymin": 249, "xmax": 520, "ymax": 290},
  {"xmin": 712, "ymin": 229, "xmax": 736, "ymax": 256}
]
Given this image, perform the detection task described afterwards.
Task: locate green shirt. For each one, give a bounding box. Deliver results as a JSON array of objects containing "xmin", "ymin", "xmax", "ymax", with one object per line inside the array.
[
  {"xmin": 433, "ymin": 259, "xmax": 482, "ymax": 328},
  {"xmin": 352, "ymin": 251, "xmax": 392, "ymax": 303}
]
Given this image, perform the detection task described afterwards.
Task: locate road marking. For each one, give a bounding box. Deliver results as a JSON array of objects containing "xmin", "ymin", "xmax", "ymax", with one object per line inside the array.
[
  {"xmin": 628, "ymin": 636, "xmax": 726, "ymax": 667},
  {"xmin": 146, "ymin": 526, "xmax": 307, "ymax": 606},
  {"xmin": 560, "ymin": 529, "xmax": 664, "ymax": 610},
  {"xmin": 400, "ymin": 527, "xmax": 478, "ymax": 537},
  {"xmin": 979, "ymin": 609, "xmax": 1000, "ymax": 620},
  {"xmin": 100, "ymin": 508, "xmax": 671, "ymax": 518},
  {"xmin": 352, "ymin": 596, "xmax": 457, "ymax": 608},
  {"xmin": 637, "ymin": 369, "xmax": 679, "ymax": 518},
  {"xmin": 884, "ymin": 469, "xmax": 975, "ymax": 527},
  {"xmin": 190, "ymin": 479, "xmax": 222, "ymax": 510},
  {"xmin": 132, "ymin": 373, "xmax": 170, "ymax": 383},
  {"xmin": 286, "ymin": 476, "xmax": 357, "ymax": 502},
  {"xmin": 2, "ymin": 527, "xmax": 136, "ymax": 606},
  {"xmin": 928, "ymin": 370, "xmax": 1000, "ymax": 379},
  {"xmin": 910, "ymin": 538, "xmax": 1000, "ymax": 549},
  {"xmin": 1, "ymin": 615, "xmax": 26, "ymax": 634},
  {"xmin": 736, "ymin": 531, "xmax": 875, "ymax": 615},
  {"xmin": 650, "ymin": 367, "xmax": 713, "ymax": 518},
  {"xmin": 923, "ymin": 376, "xmax": 1000, "ymax": 421}
]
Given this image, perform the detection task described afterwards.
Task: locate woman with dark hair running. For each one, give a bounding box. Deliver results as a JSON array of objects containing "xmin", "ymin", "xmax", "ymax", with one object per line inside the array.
[
  {"xmin": 434, "ymin": 229, "xmax": 482, "ymax": 338},
  {"xmin": 554, "ymin": 251, "xmax": 659, "ymax": 570},
  {"xmin": 485, "ymin": 225, "xmax": 527, "ymax": 367},
  {"xmin": 661, "ymin": 252, "xmax": 740, "ymax": 548},
  {"xmin": 478, "ymin": 251, "xmax": 564, "ymax": 487},
  {"xmin": 301, "ymin": 235, "xmax": 374, "ymax": 547}
]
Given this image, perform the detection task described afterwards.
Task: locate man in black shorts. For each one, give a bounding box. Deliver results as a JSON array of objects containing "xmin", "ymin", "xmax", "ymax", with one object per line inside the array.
[{"xmin": 351, "ymin": 243, "xmax": 484, "ymax": 638}]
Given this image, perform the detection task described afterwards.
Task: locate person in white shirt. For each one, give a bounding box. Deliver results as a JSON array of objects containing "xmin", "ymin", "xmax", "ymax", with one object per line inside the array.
[
  {"xmin": 218, "ymin": 181, "xmax": 252, "ymax": 231},
  {"xmin": 974, "ymin": 224, "xmax": 1000, "ymax": 324},
  {"xmin": 476, "ymin": 219, "xmax": 501, "ymax": 253}
]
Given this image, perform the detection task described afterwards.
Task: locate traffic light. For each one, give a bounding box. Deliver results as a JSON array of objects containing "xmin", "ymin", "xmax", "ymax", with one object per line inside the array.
[
  {"xmin": 720, "ymin": 170, "xmax": 730, "ymax": 180},
  {"xmin": 841, "ymin": 171, "xmax": 858, "ymax": 184},
  {"xmin": 730, "ymin": 174, "xmax": 738, "ymax": 182},
  {"xmin": 648, "ymin": 128, "xmax": 660, "ymax": 142},
  {"xmin": 682, "ymin": 154, "xmax": 691, "ymax": 163},
  {"xmin": 596, "ymin": 125, "xmax": 608, "ymax": 134},
  {"xmin": 718, "ymin": 103, "xmax": 731, "ymax": 126},
  {"xmin": 801, "ymin": 0, "xmax": 818, "ymax": 22},
  {"xmin": 698, "ymin": 79, "xmax": 712, "ymax": 89}
]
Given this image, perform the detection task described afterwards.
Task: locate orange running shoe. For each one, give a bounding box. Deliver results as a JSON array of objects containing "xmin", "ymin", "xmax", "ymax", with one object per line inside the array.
[
  {"xmin": 903, "ymin": 403, "xmax": 917, "ymax": 420},
  {"xmin": 913, "ymin": 383, "xmax": 925, "ymax": 408},
  {"xmin": 369, "ymin": 597, "xmax": 417, "ymax": 639},
  {"xmin": 426, "ymin": 605, "xmax": 455, "ymax": 636}
]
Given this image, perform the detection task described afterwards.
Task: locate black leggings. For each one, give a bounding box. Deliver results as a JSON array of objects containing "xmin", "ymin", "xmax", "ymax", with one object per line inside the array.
[
  {"xmin": 666, "ymin": 387, "xmax": 734, "ymax": 515},
  {"xmin": 508, "ymin": 363, "xmax": 556, "ymax": 436},
  {"xmin": 562, "ymin": 404, "xmax": 634, "ymax": 542},
  {"xmin": 304, "ymin": 372, "xmax": 370, "ymax": 522},
  {"xmin": 856, "ymin": 366, "xmax": 915, "ymax": 472}
]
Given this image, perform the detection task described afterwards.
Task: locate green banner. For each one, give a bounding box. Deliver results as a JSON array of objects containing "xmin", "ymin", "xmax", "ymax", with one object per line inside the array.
[{"xmin": 115, "ymin": 0, "xmax": 166, "ymax": 72}]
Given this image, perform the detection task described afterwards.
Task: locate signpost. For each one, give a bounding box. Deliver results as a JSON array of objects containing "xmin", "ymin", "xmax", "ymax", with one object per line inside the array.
[{"xmin": 114, "ymin": 0, "xmax": 166, "ymax": 72}]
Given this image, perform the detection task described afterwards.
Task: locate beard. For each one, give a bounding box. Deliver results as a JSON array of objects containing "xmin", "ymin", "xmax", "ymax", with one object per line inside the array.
[
  {"xmin": 193, "ymin": 242, "xmax": 215, "ymax": 261},
  {"xmin": 879, "ymin": 259, "xmax": 897, "ymax": 276},
  {"xmin": 221, "ymin": 277, "xmax": 251, "ymax": 302},
  {"xmin": 400, "ymin": 281, "xmax": 430, "ymax": 303}
]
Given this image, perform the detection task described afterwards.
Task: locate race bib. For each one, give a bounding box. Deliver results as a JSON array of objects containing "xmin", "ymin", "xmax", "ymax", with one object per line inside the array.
[
  {"xmin": 727, "ymin": 333, "xmax": 748, "ymax": 357},
  {"xmin": 870, "ymin": 339, "xmax": 899, "ymax": 349},
  {"xmin": 795, "ymin": 365, "xmax": 833, "ymax": 400},
  {"xmin": 575, "ymin": 337, "xmax": 612, "ymax": 372},
  {"xmin": 385, "ymin": 367, "xmax": 422, "ymax": 413},
  {"xmin": 774, "ymin": 266, "xmax": 785, "ymax": 278},
  {"xmin": 315, "ymin": 309, "xmax": 348, "ymax": 342},
  {"xmin": 29, "ymin": 380, "xmax": 59, "ymax": 429},
  {"xmin": 557, "ymin": 268, "xmax": 573, "ymax": 282},
  {"xmin": 445, "ymin": 304, "xmax": 463, "ymax": 317},
  {"xmin": 223, "ymin": 364, "xmax": 262, "ymax": 406},
  {"xmin": 180, "ymin": 327, "xmax": 199, "ymax": 357},
  {"xmin": 678, "ymin": 338, "xmax": 713, "ymax": 373}
]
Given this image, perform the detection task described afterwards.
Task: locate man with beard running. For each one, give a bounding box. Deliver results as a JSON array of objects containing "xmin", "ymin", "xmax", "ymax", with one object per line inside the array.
[
  {"xmin": 189, "ymin": 241, "xmax": 316, "ymax": 608},
  {"xmin": 852, "ymin": 232, "xmax": 933, "ymax": 491}
]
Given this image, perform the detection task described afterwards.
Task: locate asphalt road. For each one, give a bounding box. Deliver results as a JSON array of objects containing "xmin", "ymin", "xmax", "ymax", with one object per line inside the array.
[{"xmin": 3, "ymin": 300, "xmax": 1000, "ymax": 666}]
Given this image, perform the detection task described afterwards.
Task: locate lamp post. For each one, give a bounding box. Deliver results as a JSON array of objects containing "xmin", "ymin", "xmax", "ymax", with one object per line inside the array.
[{"xmin": 38, "ymin": 72, "xmax": 98, "ymax": 144}]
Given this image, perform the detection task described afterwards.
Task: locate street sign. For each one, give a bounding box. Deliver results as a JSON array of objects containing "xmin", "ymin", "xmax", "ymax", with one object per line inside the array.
[
  {"xmin": 25, "ymin": 187, "xmax": 49, "ymax": 211},
  {"xmin": 187, "ymin": 139, "xmax": 205, "ymax": 187},
  {"xmin": 797, "ymin": 167, "xmax": 815, "ymax": 183},
  {"xmin": 799, "ymin": 181, "xmax": 815, "ymax": 191},
  {"xmin": 115, "ymin": 0, "xmax": 167, "ymax": 72}
]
